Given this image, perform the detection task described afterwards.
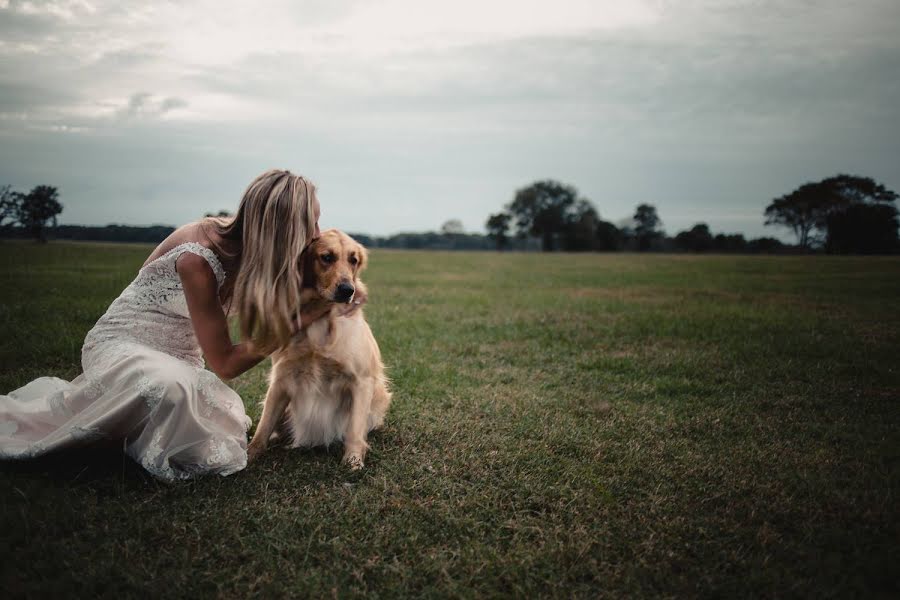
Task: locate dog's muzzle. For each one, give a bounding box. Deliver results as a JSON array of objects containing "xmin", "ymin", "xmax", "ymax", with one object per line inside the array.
[{"xmin": 334, "ymin": 282, "xmax": 355, "ymax": 303}]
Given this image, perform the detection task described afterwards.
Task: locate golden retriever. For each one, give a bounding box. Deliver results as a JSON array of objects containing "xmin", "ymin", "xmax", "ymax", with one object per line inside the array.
[{"xmin": 247, "ymin": 229, "xmax": 391, "ymax": 469}]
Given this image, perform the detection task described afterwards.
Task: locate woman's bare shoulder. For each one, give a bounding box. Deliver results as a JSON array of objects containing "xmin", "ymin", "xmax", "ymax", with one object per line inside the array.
[
  {"xmin": 141, "ymin": 221, "xmax": 206, "ymax": 268},
  {"xmin": 175, "ymin": 250, "xmax": 219, "ymax": 285}
]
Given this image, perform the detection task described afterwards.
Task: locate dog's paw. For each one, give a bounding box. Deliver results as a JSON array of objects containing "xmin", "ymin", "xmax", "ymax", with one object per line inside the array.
[
  {"xmin": 343, "ymin": 452, "xmax": 365, "ymax": 470},
  {"xmin": 247, "ymin": 442, "xmax": 266, "ymax": 464}
]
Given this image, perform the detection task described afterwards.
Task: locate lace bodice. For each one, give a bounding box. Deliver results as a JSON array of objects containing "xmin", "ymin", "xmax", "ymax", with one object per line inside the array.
[{"xmin": 82, "ymin": 242, "xmax": 226, "ymax": 373}]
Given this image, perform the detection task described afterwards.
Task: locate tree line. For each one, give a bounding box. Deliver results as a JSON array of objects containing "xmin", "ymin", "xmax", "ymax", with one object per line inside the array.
[
  {"xmin": 482, "ymin": 180, "xmax": 790, "ymax": 253},
  {"xmin": 3, "ymin": 174, "xmax": 897, "ymax": 253},
  {"xmin": 1, "ymin": 184, "xmax": 178, "ymax": 244},
  {"xmin": 483, "ymin": 174, "xmax": 898, "ymax": 254}
]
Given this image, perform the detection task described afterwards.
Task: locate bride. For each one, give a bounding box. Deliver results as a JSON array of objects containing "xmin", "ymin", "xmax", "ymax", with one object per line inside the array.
[{"xmin": 0, "ymin": 169, "xmax": 355, "ymax": 481}]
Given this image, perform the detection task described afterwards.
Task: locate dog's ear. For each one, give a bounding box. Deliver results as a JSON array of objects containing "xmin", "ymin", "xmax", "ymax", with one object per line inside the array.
[
  {"xmin": 354, "ymin": 242, "xmax": 369, "ymax": 275},
  {"xmin": 300, "ymin": 240, "xmax": 319, "ymax": 289}
]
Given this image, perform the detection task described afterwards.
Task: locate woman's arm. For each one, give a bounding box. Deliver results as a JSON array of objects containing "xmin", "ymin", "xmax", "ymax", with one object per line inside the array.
[
  {"xmin": 178, "ymin": 253, "xmax": 267, "ymax": 380},
  {"xmin": 179, "ymin": 254, "xmax": 338, "ymax": 379}
]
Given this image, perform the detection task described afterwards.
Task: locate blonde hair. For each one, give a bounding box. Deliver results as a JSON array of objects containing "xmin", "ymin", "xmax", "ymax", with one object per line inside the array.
[{"xmin": 205, "ymin": 169, "xmax": 318, "ymax": 354}]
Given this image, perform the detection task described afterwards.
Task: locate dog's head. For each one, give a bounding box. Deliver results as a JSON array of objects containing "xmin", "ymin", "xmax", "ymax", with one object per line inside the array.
[{"xmin": 301, "ymin": 229, "xmax": 368, "ymax": 303}]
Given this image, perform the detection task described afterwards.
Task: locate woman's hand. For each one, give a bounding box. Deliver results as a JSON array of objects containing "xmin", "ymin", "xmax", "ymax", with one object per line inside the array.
[
  {"xmin": 292, "ymin": 298, "xmax": 332, "ymax": 334},
  {"xmin": 289, "ymin": 282, "xmax": 369, "ymax": 334}
]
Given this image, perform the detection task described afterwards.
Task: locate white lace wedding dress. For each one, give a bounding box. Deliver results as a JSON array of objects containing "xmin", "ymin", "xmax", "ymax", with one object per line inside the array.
[{"xmin": 0, "ymin": 242, "xmax": 252, "ymax": 481}]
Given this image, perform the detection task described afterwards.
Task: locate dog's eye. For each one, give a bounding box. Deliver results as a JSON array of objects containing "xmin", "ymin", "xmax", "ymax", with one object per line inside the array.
[
  {"xmin": 349, "ymin": 256, "xmax": 358, "ymax": 266},
  {"xmin": 321, "ymin": 254, "xmax": 335, "ymax": 264}
]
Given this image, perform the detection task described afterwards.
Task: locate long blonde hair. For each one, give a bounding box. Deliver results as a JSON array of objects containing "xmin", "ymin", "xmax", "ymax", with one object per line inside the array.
[{"xmin": 204, "ymin": 169, "xmax": 318, "ymax": 354}]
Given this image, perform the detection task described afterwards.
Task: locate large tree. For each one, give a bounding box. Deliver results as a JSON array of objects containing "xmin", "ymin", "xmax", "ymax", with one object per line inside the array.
[
  {"xmin": 561, "ymin": 199, "xmax": 602, "ymax": 251},
  {"xmin": 765, "ymin": 174, "xmax": 898, "ymax": 250},
  {"xmin": 18, "ymin": 185, "xmax": 63, "ymax": 242},
  {"xmin": 821, "ymin": 175, "xmax": 898, "ymax": 253},
  {"xmin": 822, "ymin": 174, "xmax": 898, "ymax": 206},
  {"xmin": 764, "ymin": 183, "xmax": 826, "ymax": 249},
  {"xmin": 826, "ymin": 203, "xmax": 899, "ymax": 254},
  {"xmin": 633, "ymin": 204, "xmax": 663, "ymax": 251},
  {"xmin": 485, "ymin": 212, "xmax": 511, "ymax": 251},
  {"xmin": 507, "ymin": 180, "xmax": 582, "ymax": 251}
]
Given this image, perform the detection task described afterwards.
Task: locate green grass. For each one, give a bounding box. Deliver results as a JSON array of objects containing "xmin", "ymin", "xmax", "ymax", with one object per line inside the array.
[{"xmin": 1, "ymin": 241, "xmax": 898, "ymax": 598}]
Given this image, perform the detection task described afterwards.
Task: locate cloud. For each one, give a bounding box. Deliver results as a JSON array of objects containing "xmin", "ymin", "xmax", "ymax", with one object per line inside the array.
[
  {"xmin": 10, "ymin": 0, "xmax": 96, "ymax": 20},
  {"xmin": 115, "ymin": 92, "xmax": 187, "ymax": 120}
]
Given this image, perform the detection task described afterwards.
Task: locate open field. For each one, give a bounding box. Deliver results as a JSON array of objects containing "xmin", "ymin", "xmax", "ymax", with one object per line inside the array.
[{"xmin": 1, "ymin": 241, "xmax": 898, "ymax": 598}]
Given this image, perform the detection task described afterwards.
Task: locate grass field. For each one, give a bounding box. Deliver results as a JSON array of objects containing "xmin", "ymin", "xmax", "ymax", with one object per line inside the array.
[{"xmin": 1, "ymin": 241, "xmax": 898, "ymax": 598}]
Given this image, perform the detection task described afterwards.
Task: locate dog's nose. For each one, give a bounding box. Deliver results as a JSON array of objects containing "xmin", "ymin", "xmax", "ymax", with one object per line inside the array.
[{"xmin": 335, "ymin": 282, "xmax": 355, "ymax": 303}]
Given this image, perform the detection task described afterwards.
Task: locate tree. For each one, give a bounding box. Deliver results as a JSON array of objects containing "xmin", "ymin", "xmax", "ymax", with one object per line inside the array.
[
  {"xmin": 485, "ymin": 212, "xmax": 511, "ymax": 251},
  {"xmin": 822, "ymin": 174, "xmax": 898, "ymax": 206},
  {"xmin": 747, "ymin": 237, "xmax": 786, "ymax": 253},
  {"xmin": 764, "ymin": 183, "xmax": 828, "ymax": 249},
  {"xmin": 561, "ymin": 199, "xmax": 601, "ymax": 251},
  {"xmin": 507, "ymin": 180, "xmax": 581, "ymax": 251},
  {"xmin": 821, "ymin": 175, "xmax": 898, "ymax": 253},
  {"xmin": 633, "ymin": 204, "xmax": 662, "ymax": 251},
  {"xmin": 594, "ymin": 220, "xmax": 622, "ymax": 251},
  {"xmin": 825, "ymin": 203, "xmax": 899, "ymax": 254},
  {"xmin": 440, "ymin": 219, "xmax": 465, "ymax": 235},
  {"xmin": 204, "ymin": 210, "xmax": 233, "ymax": 218},
  {"xmin": 674, "ymin": 223, "xmax": 713, "ymax": 252},
  {"xmin": 18, "ymin": 185, "xmax": 63, "ymax": 242},
  {"xmin": 712, "ymin": 233, "xmax": 747, "ymax": 253},
  {"xmin": 0, "ymin": 185, "xmax": 21, "ymax": 229},
  {"xmin": 765, "ymin": 174, "xmax": 898, "ymax": 250}
]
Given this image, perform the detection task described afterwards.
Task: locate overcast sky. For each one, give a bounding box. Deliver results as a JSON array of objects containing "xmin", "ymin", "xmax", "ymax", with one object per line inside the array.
[{"xmin": 1, "ymin": 0, "xmax": 898, "ymax": 239}]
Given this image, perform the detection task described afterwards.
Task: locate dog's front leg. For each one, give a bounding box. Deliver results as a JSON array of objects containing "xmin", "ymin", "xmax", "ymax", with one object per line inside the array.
[
  {"xmin": 343, "ymin": 377, "xmax": 374, "ymax": 470},
  {"xmin": 248, "ymin": 377, "xmax": 291, "ymax": 463}
]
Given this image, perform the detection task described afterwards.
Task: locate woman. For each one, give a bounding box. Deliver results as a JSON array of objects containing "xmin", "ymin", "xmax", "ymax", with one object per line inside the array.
[{"xmin": 0, "ymin": 169, "xmax": 356, "ymax": 480}]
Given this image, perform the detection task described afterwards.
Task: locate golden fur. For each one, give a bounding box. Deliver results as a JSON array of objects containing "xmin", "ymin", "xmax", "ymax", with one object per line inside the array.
[{"xmin": 248, "ymin": 229, "xmax": 391, "ymax": 468}]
